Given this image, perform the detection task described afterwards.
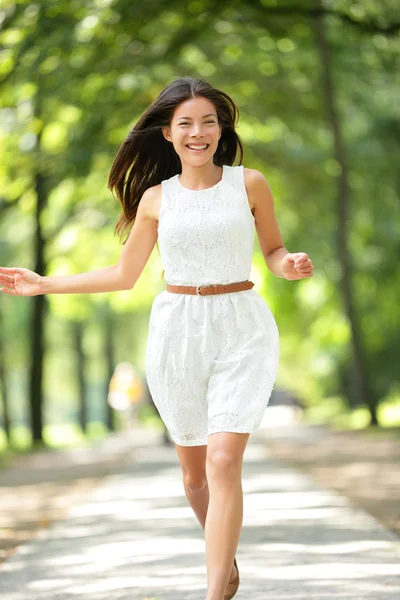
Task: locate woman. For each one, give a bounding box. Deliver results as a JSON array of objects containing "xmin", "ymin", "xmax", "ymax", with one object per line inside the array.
[{"xmin": 0, "ymin": 76, "xmax": 314, "ymax": 600}]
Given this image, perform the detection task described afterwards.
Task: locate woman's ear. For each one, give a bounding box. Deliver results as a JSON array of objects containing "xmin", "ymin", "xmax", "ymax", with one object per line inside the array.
[{"xmin": 162, "ymin": 127, "xmax": 172, "ymax": 142}]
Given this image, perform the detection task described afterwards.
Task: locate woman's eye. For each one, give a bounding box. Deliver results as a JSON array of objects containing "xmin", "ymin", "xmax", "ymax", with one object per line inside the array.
[{"xmin": 179, "ymin": 121, "xmax": 216, "ymax": 126}]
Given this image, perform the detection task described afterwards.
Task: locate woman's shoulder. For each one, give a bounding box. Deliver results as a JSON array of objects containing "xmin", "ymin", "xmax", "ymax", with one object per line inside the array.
[
  {"xmin": 243, "ymin": 166, "xmax": 268, "ymax": 185},
  {"xmin": 242, "ymin": 167, "xmax": 274, "ymax": 212},
  {"xmin": 141, "ymin": 182, "xmax": 162, "ymax": 200},
  {"xmin": 139, "ymin": 183, "xmax": 162, "ymax": 222}
]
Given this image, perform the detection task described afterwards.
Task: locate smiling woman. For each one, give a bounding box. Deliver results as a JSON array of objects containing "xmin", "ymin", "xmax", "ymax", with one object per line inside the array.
[
  {"xmin": 0, "ymin": 75, "xmax": 313, "ymax": 600},
  {"xmin": 161, "ymin": 99, "xmax": 223, "ymax": 189},
  {"xmin": 106, "ymin": 77, "xmax": 244, "ymax": 242}
]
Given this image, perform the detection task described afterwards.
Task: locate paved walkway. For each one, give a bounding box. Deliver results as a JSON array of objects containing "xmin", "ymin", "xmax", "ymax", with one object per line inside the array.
[{"xmin": 1, "ymin": 425, "xmax": 399, "ymax": 599}]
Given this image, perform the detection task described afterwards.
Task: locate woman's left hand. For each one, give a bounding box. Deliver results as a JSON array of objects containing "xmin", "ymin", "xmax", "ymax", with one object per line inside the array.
[{"xmin": 280, "ymin": 252, "xmax": 314, "ymax": 280}]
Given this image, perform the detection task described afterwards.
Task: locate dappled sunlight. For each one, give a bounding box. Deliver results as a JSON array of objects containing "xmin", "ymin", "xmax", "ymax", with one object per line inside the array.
[
  {"xmin": 244, "ymin": 562, "xmax": 400, "ymax": 580},
  {"xmin": 1, "ymin": 435, "xmax": 399, "ymax": 599},
  {"xmin": 244, "ymin": 489, "xmax": 348, "ymax": 510},
  {"xmin": 69, "ymin": 497, "xmax": 194, "ymax": 522},
  {"xmin": 253, "ymin": 539, "xmax": 395, "ymax": 555},
  {"xmin": 263, "ymin": 423, "xmax": 400, "ymax": 536}
]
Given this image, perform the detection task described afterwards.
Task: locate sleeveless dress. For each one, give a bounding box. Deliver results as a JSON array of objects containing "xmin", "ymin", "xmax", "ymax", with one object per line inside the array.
[{"xmin": 145, "ymin": 164, "xmax": 279, "ymax": 446}]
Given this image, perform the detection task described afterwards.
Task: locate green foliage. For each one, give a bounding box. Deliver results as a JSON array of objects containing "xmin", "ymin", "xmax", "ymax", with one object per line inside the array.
[{"xmin": 0, "ymin": 0, "xmax": 399, "ymax": 439}]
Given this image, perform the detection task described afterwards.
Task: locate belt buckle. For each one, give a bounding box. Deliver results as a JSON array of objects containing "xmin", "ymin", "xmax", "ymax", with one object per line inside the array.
[{"xmin": 196, "ymin": 283, "xmax": 215, "ymax": 296}]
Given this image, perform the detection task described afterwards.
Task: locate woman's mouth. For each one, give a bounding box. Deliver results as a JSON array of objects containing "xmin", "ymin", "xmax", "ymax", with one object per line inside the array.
[{"xmin": 186, "ymin": 144, "xmax": 210, "ymax": 152}]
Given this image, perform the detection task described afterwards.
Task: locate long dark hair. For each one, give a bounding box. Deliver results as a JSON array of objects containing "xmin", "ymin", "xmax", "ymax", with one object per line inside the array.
[{"xmin": 108, "ymin": 76, "xmax": 244, "ymax": 243}]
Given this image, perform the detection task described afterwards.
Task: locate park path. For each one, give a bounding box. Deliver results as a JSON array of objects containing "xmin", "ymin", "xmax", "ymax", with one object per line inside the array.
[{"xmin": 0, "ymin": 423, "xmax": 399, "ymax": 600}]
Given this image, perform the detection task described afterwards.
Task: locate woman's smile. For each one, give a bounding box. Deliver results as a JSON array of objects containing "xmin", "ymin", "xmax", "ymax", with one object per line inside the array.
[{"xmin": 186, "ymin": 143, "xmax": 210, "ymax": 152}]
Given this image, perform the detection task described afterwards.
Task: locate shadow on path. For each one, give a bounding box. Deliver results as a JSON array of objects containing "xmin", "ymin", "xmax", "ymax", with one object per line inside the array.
[{"xmin": 0, "ymin": 429, "xmax": 399, "ymax": 599}]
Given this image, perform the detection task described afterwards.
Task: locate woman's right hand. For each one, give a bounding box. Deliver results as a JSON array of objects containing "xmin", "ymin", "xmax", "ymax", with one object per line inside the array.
[{"xmin": 0, "ymin": 267, "xmax": 43, "ymax": 296}]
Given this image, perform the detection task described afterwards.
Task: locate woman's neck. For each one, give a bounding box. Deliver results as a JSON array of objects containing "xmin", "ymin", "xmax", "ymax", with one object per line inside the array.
[{"xmin": 178, "ymin": 162, "xmax": 223, "ymax": 190}]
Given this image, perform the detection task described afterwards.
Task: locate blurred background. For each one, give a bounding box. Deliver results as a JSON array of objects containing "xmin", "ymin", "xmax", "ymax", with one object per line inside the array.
[{"xmin": 0, "ymin": 0, "xmax": 399, "ymax": 457}]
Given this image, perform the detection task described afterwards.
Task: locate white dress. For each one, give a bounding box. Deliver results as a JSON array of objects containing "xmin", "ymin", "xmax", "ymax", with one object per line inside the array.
[{"xmin": 145, "ymin": 164, "xmax": 279, "ymax": 446}]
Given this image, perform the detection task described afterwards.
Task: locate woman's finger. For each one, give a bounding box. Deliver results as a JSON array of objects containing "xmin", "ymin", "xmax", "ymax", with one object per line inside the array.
[
  {"xmin": 0, "ymin": 274, "xmax": 15, "ymax": 287},
  {"xmin": 300, "ymin": 270, "xmax": 313, "ymax": 277},
  {"xmin": 0, "ymin": 287, "xmax": 17, "ymax": 295},
  {"xmin": 0, "ymin": 267, "xmax": 25, "ymax": 277},
  {"xmin": 296, "ymin": 259, "xmax": 313, "ymax": 267}
]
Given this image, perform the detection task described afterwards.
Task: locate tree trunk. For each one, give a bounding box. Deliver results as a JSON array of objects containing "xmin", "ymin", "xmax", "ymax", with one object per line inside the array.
[
  {"xmin": 28, "ymin": 84, "xmax": 50, "ymax": 443},
  {"xmin": 104, "ymin": 303, "xmax": 115, "ymax": 431},
  {"xmin": 0, "ymin": 305, "xmax": 11, "ymax": 442},
  {"xmin": 29, "ymin": 168, "xmax": 47, "ymax": 442},
  {"xmin": 313, "ymin": 13, "xmax": 378, "ymax": 425},
  {"xmin": 73, "ymin": 321, "xmax": 87, "ymax": 433}
]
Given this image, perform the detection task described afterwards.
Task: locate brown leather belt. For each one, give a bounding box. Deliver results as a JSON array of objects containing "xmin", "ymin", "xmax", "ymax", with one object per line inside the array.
[{"xmin": 166, "ymin": 280, "xmax": 255, "ymax": 296}]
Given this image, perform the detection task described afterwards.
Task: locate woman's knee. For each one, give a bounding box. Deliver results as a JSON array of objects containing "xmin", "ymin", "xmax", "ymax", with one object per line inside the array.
[
  {"xmin": 183, "ymin": 472, "xmax": 208, "ymax": 493},
  {"xmin": 206, "ymin": 450, "xmax": 241, "ymax": 479},
  {"xmin": 175, "ymin": 444, "xmax": 208, "ymax": 493}
]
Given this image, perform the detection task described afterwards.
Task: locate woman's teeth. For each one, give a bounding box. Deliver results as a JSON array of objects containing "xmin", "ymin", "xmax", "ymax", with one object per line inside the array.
[{"xmin": 187, "ymin": 144, "xmax": 209, "ymax": 151}]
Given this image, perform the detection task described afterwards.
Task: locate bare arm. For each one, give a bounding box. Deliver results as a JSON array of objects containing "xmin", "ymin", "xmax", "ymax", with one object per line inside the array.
[
  {"xmin": 0, "ymin": 186, "xmax": 159, "ymax": 296},
  {"xmin": 244, "ymin": 168, "xmax": 314, "ymax": 280}
]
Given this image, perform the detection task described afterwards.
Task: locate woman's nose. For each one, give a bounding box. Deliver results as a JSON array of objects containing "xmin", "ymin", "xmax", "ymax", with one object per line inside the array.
[{"xmin": 190, "ymin": 125, "xmax": 205, "ymax": 136}]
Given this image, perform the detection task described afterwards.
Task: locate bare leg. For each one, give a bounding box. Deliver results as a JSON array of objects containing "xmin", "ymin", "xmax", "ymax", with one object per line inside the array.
[
  {"xmin": 204, "ymin": 432, "xmax": 249, "ymax": 600},
  {"xmin": 175, "ymin": 443, "xmax": 210, "ymax": 526},
  {"xmin": 174, "ymin": 443, "xmax": 238, "ymax": 584}
]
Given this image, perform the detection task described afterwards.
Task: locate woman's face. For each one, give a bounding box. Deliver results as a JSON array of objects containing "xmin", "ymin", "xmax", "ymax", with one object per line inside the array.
[{"xmin": 162, "ymin": 96, "xmax": 222, "ymax": 165}]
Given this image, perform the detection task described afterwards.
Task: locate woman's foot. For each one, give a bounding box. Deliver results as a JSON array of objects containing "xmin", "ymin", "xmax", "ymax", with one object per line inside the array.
[
  {"xmin": 229, "ymin": 560, "xmax": 238, "ymax": 581},
  {"xmin": 224, "ymin": 558, "xmax": 239, "ymax": 600}
]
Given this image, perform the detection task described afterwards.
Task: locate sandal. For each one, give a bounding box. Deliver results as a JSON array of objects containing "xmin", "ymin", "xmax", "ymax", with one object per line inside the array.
[{"xmin": 224, "ymin": 558, "xmax": 240, "ymax": 600}]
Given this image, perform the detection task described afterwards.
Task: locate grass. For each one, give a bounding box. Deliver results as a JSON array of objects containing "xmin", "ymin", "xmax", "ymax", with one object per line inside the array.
[
  {"xmin": 302, "ymin": 396, "xmax": 400, "ymax": 436},
  {"xmin": 1, "ymin": 399, "xmax": 398, "ymax": 467},
  {"xmin": 0, "ymin": 406, "xmax": 165, "ymax": 468},
  {"xmin": 0, "ymin": 421, "xmax": 113, "ymax": 469}
]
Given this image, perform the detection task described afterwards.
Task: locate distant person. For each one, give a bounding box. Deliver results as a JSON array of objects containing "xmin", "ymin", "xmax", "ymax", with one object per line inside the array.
[
  {"xmin": 0, "ymin": 76, "xmax": 314, "ymax": 600},
  {"xmin": 108, "ymin": 362, "xmax": 144, "ymax": 428}
]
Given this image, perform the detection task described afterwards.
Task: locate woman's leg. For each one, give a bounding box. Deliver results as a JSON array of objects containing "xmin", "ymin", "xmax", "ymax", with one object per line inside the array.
[
  {"xmin": 174, "ymin": 443, "xmax": 239, "ymax": 585},
  {"xmin": 204, "ymin": 432, "xmax": 250, "ymax": 600},
  {"xmin": 174, "ymin": 443, "xmax": 209, "ymax": 528}
]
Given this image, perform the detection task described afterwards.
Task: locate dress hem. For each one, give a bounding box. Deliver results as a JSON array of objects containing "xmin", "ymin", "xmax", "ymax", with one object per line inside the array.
[{"xmin": 171, "ymin": 428, "xmax": 258, "ymax": 447}]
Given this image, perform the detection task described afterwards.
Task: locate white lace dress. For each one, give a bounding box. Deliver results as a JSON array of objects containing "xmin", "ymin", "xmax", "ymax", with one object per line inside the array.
[{"xmin": 145, "ymin": 164, "xmax": 279, "ymax": 446}]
